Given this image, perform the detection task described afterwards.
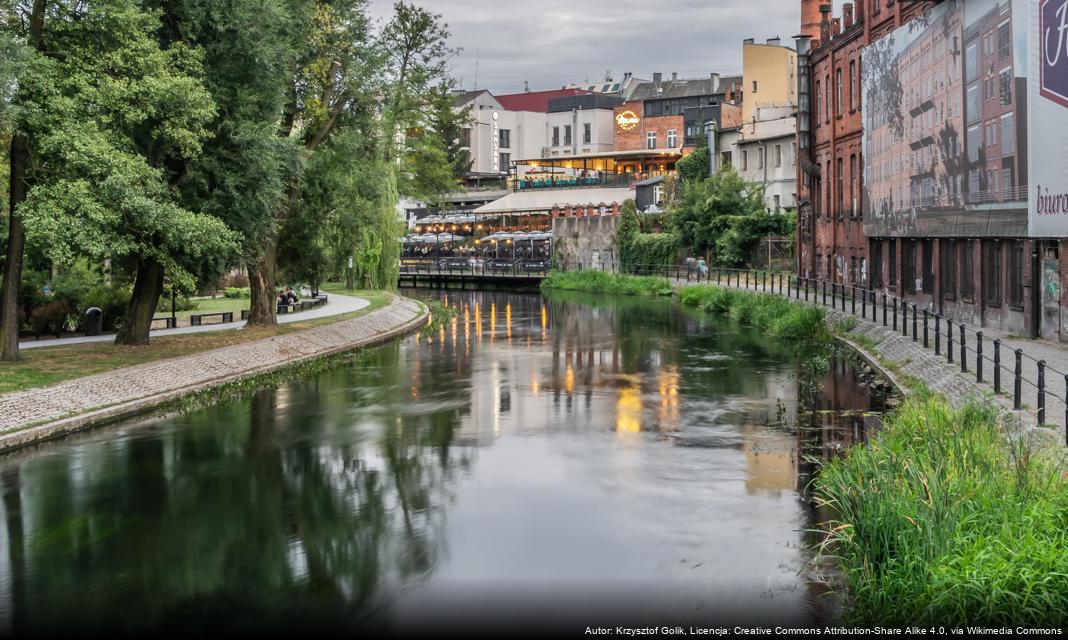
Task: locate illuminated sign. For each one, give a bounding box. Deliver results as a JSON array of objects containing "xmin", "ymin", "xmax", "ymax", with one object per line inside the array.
[
  {"xmin": 492, "ymin": 111, "xmax": 500, "ymax": 173},
  {"xmin": 615, "ymin": 110, "xmax": 640, "ymax": 130}
]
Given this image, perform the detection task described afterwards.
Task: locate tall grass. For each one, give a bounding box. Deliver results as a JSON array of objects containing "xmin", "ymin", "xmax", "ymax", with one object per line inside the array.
[
  {"xmin": 816, "ymin": 397, "xmax": 1068, "ymax": 625},
  {"xmin": 540, "ymin": 270, "xmax": 673, "ymax": 296},
  {"xmin": 678, "ymin": 284, "xmax": 830, "ymax": 345}
]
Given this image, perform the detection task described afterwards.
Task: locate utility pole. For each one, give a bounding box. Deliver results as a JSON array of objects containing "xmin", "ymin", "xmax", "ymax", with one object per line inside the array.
[{"xmin": 706, "ymin": 120, "xmax": 718, "ymax": 176}]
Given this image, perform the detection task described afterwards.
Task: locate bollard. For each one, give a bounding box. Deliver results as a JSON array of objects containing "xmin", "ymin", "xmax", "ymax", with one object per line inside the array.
[
  {"xmin": 959, "ymin": 324, "xmax": 967, "ymax": 373},
  {"xmin": 993, "ymin": 339, "xmax": 1001, "ymax": 394},
  {"xmin": 923, "ymin": 310, "xmax": 929, "ymax": 348},
  {"xmin": 912, "ymin": 305, "xmax": 917, "ymax": 342},
  {"xmin": 1013, "ymin": 349, "xmax": 1022, "ymax": 410},
  {"xmin": 976, "ymin": 332, "xmax": 983, "ymax": 383},
  {"xmin": 882, "ymin": 294, "xmax": 888, "ymax": 327},
  {"xmin": 935, "ymin": 314, "xmax": 941, "ymax": 355},
  {"xmin": 1038, "ymin": 360, "xmax": 1046, "ymax": 426},
  {"xmin": 947, "ymin": 318, "xmax": 954, "ymax": 364}
]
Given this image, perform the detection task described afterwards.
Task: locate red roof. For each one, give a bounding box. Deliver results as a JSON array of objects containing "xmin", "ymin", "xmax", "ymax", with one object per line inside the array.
[{"xmin": 495, "ymin": 89, "xmax": 591, "ymax": 112}]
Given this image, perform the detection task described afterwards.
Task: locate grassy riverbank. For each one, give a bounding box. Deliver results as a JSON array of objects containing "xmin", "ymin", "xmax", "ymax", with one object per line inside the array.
[
  {"xmin": 540, "ymin": 270, "xmax": 673, "ymax": 296},
  {"xmin": 678, "ymin": 284, "xmax": 830, "ymax": 344},
  {"xmin": 816, "ymin": 397, "xmax": 1068, "ymax": 625}
]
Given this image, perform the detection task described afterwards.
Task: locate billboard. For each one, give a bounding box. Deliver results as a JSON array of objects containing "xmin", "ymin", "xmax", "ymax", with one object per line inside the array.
[
  {"xmin": 1029, "ymin": 0, "xmax": 1068, "ymax": 234},
  {"xmin": 862, "ymin": 0, "xmax": 1031, "ymax": 238}
]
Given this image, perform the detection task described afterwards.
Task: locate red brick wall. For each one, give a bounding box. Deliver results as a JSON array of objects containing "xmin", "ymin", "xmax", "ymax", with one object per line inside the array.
[{"xmin": 613, "ymin": 101, "xmax": 683, "ymax": 154}]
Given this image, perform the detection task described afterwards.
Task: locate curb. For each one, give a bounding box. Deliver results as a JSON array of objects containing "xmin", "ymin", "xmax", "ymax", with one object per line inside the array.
[{"xmin": 0, "ymin": 295, "xmax": 429, "ymax": 454}]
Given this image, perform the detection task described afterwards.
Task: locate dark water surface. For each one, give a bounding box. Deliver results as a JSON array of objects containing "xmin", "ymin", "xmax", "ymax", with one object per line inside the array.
[{"xmin": 0, "ymin": 290, "xmax": 884, "ymax": 636}]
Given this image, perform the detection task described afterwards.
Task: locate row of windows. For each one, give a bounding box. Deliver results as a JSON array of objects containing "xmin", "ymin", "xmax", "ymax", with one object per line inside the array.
[
  {"xmin": 870, "ymin": 238, "xmax": 1025, "ymax": 309},
  {"xmin": 740, "ymin": 144, "xmax": 794, "ymax": 171},
  {"xmin": 550, "ymin": 123, "xmax": 594, "ymax": 147},
  {"xmin": 814, "ymin": 58, "xmax": 859, "ymax": 124},
  {"xmin": 645, "ymin": 130, "xmax": 678, "ymax": 150}
]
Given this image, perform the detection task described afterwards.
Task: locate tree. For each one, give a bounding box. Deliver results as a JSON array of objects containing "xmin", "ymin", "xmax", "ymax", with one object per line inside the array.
[{"xmin": 8, "ymin": 0, "xmax": 239, "ymax": 347}]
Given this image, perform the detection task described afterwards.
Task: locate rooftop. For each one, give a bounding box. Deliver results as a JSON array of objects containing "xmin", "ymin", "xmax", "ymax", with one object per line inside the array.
[
  {"xmin": 496, "ymin": 89, "xmax": 593, "ymax": 113},
  {"xmin": 474, "ymin": 187, "xmax": 635, "ymax": 214}
]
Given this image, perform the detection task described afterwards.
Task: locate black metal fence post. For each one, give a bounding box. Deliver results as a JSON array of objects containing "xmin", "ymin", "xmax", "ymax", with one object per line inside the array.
[
  {"xmin": 912, "ymin": 305, "xmax": 917, "ymax": 342},
  {"xmin": 823, "ymin": 281, "xmax": 827, "ymax": 306},
  {"xmin": 882, "ymin": 294, "xmax": 888, "ymax": 327},
  {"xmin": 993, "ymin": 339, "xmax": 1001, "ymax": 394},
  {"xmin": 893, "ymin": 297, "xmax": 898, "ymax": 331},
  {"xmin": 1013, "ymin": 349, "xmax": 1022, "ymax": 410},
  {"xmin": 901, "ymin": 300, "xmax": 908, "ymax": 337},
  {"xmin": 947, "ymin": 318, "xmax": 954, "ymax": 364},
  {"xmin": 851, "ymin": 286, "xmax": 856, "ymax": 315},
  {"xmin": 935, "ymin": 314, "xmax": 941, "ymax": 355},
  {"xmin": 959, "ymin": 324, "xmax": 967, "ymax": 373},
  {"xmin": 762, "ymin": 271, "xmax": 767, "ymax": 291},
  {"xmin": 862, "ymin": 288, "xmax": 867, "ymax": 318},
  {"xmin": 923, "ymin": 310, "xmax": 929, "ymax": 348},
  {"xmin": 1038, "ymin": 360, "xmax": 1046, "ymax": 425},
  {"xmin": 976, "ymin": 332, "xmax": 983, "ymax": 383}
]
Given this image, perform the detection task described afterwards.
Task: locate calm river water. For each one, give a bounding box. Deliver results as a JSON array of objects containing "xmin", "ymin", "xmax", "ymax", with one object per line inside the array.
[{"xmin": 0, "ymin": 290, "xmax": 886, "ymax": 635}]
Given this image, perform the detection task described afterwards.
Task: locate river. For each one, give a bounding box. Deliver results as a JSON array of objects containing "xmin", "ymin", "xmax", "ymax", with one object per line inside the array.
[{"xmin": 0, "ymin": 289, "xmax": 887, "ymax": 635}]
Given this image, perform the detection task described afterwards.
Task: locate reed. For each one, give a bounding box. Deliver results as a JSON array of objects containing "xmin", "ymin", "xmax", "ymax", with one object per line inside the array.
[
  {"xmin": 540, "ymin": 270, "xmax": 674, "ymax": 297},
  {"xmin": 815, "ymin": 397, "xmax": 1068, "ymax": 625},
  {"xmin": 677, "ymin": 284, "xmax": 830, "ymax": 345}
]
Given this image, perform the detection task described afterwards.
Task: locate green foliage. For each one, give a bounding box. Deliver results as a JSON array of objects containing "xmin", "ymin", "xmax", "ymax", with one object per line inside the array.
[
  {"xmin": 541, "ymin": 270, "xmax": 673, "ymax": 297},
  {"xmin": 816, "ymin": 397, "xmax": 1068, "ymax": 625},
  {"xmin": 678, "ymin": 285, "xmax": 830, "ymax": 345},
  {"xmin": 671, "ymin": 165, "xmax": 792, "ymax": 267},
  {"xmin": 676, "ymin": 145, "xmax": 710, "ymax": 183},
  {"xmin": 618, "ymin": 199, "xmax": 678, "ymax": 271},
  {"xmin": 224, "ymin": 288, "xmax": 251, "ymax": 299}
]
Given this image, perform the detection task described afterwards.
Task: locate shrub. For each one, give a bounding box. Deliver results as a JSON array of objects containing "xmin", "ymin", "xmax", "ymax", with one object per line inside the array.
[
  {"xmin": 677, "ymin": 284, "xmax": 830, "ymax": 346},
  {"xmin": 224, "ymin": 287, "xmax": 251, "ymax": 299},
  {"xmin": 29, "ymin": 300, "xmax": 74, "ymax": 338}
]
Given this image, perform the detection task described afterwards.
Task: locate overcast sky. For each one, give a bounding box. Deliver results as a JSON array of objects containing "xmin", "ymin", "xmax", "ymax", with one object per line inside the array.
[{"xmin": 367, "ymin": 0, "xmax": 820, "ymax": 95}]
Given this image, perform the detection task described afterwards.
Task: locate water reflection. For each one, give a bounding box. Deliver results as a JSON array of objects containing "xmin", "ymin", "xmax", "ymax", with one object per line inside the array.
[{"xmin": 0, "ymin": 289, "xmax": 887, "ymax": 634}]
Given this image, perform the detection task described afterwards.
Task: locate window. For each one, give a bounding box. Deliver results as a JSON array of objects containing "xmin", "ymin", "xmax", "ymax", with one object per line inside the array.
[
  {"xmin": 742, "ymin": 149, "xmax": 748, "ymax": 171},
  {"xmin": 564, "ymin": 125, "xmax": 572, "ymax": 145},
  {"xmin": 982, "ymin": 240, "xmax": 1002, "ymax": 306},
  {"xmin": 922, "ymin": 240, "xmax": 934, "ymax": 294},
  {"xmin": 498, "ymin": 152, "xmax": 510, "ymax": 171},
  {"xmin": 966, "ymin": 85, "xmax": 979, "ymax": 123},
  {"xmin": 552, "ymin": 127, "xmax": 560, "ymax": 146},
  {"xmin": 499, "ymin": 128, "xmax": 510, "ymax": 149},
  {"xmin": 836, "ymin": 69, "xmax": 843, "ymax": 116},
  {"xmin": 815, "ymin": 80, "xmax": 821, "ymax": 128},
  {"xmin": 849, "ymin": 61, "xmax": 857, "ymax": 111},
  {"xmin": 837, "ymin": 158, "xmax": 844, "ymax": 216},
  {"xmin": 825, "ymin": 75, "xmax": 831, "ymax": 123},
  {"xmin": 583, "ymin": 123, "xmax": 591, "ymax": 144},
  {"xmin": 1001, "ymin": 113, "xmax": 1015, "ymax": 155},
  {"xmin": 773, "ymin": 194, "xmax": 780, "ymax": 212},
  {"xmin": 1008, "ymin": 241, "xmax": 1024, "ymax": 308},
  {"xmin": 722, "ymin": 151, "xmax": 732, "ymax": 167},
  {"xmin": 941, "ymin": 239, "xmax": 957, "ymax": 300},
  {"xmin": 999, "ymin": 68, "xmax": 1012, "ymax": 106},
  {"xmin": 849, "ymin": 154, "xmax": 857, "ymax": 217},
  {"xmin": 903, "ymin": 240, "xmax": 917, "ymax": 293},
  {"xmin": 758, "ymin": 148, "xmax": 764, "ymax": 170},
  {"xmin": 752, "ymin": 80, "xmax": 758, "ymax": 93},
  {"xmin": 960, "ymin": 240, "xmax": 974, "ymax": 301},
  {"xmin": 997, "ymin": 20, "xmax": 1010, "ymax": 60},
  {"xmin": 774, "ymin": 145, "xmax": 782, "ymax": 168},
  {"xmin": 646, "ymin": 132, "xmax": 657, "ymax": 149},
  {"xmin": 965, "ymin": 43, "xmax": 978, "ymax": 83},
  {"xmin": 872, "ymin": 240, "xmax": 884, "ymax": 289},
  {"xmin": 667, "ymin": 129, "xmax": 677, "ymax": 148},
  {"xmin": 889, "ymin": 241, "xmax": 898, "ymax": 287}
]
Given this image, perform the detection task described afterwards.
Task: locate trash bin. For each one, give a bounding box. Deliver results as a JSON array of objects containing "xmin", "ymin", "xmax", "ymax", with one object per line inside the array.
[{"xmin": 84, "ymin": 307, "xmax": 103, "ymax": 336}]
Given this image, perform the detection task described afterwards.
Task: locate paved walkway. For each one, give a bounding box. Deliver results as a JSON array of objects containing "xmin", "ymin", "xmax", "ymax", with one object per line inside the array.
[
  {"xmin": 0, "ymin": 294, "xmax": 425, "ymax": 451},
  {"xmin": 19, "ymin": 293, "xmax": 370, "ymax": 350},
  {"xmin": 675, "ymin": 276, "xmax": 1068, "ymax": 445}
]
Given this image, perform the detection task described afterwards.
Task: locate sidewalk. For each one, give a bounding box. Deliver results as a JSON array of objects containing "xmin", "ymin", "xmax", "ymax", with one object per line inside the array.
[
  {"xmin": 675, "ymin": 273, "xmax": 1068, "ymax": 443},
  {"xmin": 0, "ymin": 294, "xmax": 426, "ymax": 452},
  {"xmin": 19, "ymin": 293, "xmax": 370, "ymax": 350}
]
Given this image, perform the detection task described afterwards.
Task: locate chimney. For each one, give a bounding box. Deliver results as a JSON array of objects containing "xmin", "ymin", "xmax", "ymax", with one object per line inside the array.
[
  {"xmin": 855, "ymin": 0, "xmax": 865, "ymax": 23},
  {"xmin": 743, "ymin": 37, "xmax": 755, "ymax": 45},
  {"xmin": 843, "ymin": 3, "xmax": 854, "ymax": 28},
  {"xmin": 832, "ymin": 17, "xmax": 841, "ymax": 37},
  {"xmin": 819, "ymin": 4, "xmax": 832, "ymax": 43},
  {"xmin": 710, "ymin": 72, "xmax": 721, "ymax": 92},
  {"xmin": 653, "ymin": 72, "xmax": 662, "ymax": 86},
  {"xmin": 524, "ymin": 80, "xmax": 530, "ymax": 92},
  {"xmin": 768, "ymin": 36, "xmax": 782, "ymax": 47},
  {"xmin": 801, "ymin": 0, "xmax": 821, "ymax": 40},
  {"xmin": 672, "ymin": 72, "xmax": 678, "ymax": 81}
]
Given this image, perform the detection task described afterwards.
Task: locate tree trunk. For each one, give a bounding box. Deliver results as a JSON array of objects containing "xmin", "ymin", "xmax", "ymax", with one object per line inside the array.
[
  {"xmin": 115, "ymin": 257, "xmax": 164, "ymax": 346},
  {"xmin": 246, "ymin": 234, "xmax": 278, "ymax": 327},
  {"xmin": 1, "ymin": 134, "xmax": 30, "ymax": 362}
]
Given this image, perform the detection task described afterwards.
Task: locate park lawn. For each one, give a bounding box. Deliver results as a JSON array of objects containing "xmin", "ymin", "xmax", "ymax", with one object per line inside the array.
[{"xmin": 0, "ymin": 290, "xmax": 394, "ymax": 395}]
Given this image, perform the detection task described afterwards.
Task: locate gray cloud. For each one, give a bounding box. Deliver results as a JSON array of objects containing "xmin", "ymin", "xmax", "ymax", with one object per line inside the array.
[{"xmin": 368, "ymin": 0, "xmax": 801, "ymax": 94}]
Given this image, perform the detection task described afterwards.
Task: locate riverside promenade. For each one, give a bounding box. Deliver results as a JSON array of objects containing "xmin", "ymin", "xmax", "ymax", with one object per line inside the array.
[{"xmin": 0, "ymin": 294, "xmax": 426, "ymax": 452}]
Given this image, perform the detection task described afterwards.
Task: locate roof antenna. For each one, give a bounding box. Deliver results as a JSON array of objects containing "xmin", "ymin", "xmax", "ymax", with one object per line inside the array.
[{"xmin": 474, "ymin": 48, "xmax": 479, "ymax": 91}]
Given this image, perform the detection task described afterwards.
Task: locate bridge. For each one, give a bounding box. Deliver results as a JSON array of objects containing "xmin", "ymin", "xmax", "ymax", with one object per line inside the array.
[{"xmin": 398, "ymin": 260, "xmax": 549, "ymax": 288}]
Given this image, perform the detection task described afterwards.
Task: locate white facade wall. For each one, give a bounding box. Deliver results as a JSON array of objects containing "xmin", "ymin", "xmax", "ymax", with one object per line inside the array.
[
  {"xmin": 545, "ymin": 109, "xmax": 616, "ymax": 157},
  {"xmin": 719, "ymin": 106, "xmax": 798, "ymax": 212},
  {"xmin": 461, "ymin": 93, "xmax": 548, "ymax": 176}
]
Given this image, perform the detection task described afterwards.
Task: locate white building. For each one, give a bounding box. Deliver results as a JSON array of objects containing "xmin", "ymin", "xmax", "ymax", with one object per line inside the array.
[
  {"xmin": 720, "ymin": 106, "xmax": 798, "ymax": 212},
  {"xmin": 455, "ymin": 90, "xmax": 549, "ymax": 180}
]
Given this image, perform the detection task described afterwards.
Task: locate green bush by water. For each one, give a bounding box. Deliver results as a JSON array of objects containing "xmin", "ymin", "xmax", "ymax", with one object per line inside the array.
[
  {"xmin": 541, "ymin": 270, "xmax": 673, "ymax": 297},
  {"xmin": 677, "ymin": 285, "xmax": 829, "ymax": 345},
  {"xmin": 816, "ymin": 397, "xmax": 1068, "ymax": 626}
]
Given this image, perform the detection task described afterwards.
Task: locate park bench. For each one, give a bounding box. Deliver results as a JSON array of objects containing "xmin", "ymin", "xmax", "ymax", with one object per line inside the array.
[
  {"xmin": 150, "ymin": 316, "xmax": 177, "ymax": 330},
  {"xmin": 190, "ymin": 311, "xmax": 234, "ymax": 326}
]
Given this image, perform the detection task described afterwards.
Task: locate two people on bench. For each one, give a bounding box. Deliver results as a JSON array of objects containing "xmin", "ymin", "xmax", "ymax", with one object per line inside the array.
[{"xmin": 277, "ymin": 287, "xmax": 298, "ymax": 311}]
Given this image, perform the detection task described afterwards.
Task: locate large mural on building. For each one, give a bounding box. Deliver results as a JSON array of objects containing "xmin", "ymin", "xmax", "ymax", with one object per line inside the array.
[{"xmin": 862, "ymin": 0, "xmax": 1030, "ymax": 238}]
